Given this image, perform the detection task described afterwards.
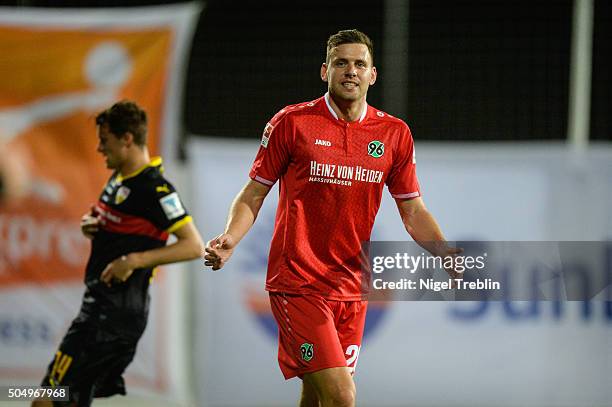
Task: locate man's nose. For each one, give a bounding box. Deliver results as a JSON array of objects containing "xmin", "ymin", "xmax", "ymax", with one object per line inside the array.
[{"xmin": 344, "ymin": 69, "xmax": 357, "ymax": 78}]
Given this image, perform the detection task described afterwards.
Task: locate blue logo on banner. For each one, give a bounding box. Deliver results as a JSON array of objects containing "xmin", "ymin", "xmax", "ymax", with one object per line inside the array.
[{"xmin": 448, "ymin": 240, "xmax": 612, "ymax": 323}]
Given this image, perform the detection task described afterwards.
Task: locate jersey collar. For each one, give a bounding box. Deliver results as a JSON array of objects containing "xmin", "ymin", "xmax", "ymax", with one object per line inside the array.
[
  {"xmin": 116, "ymin": 156, "xmax": 163, "ymax": 183},
  {"xmin": 324, "ymin": 92, "xmax": 368, "ymax": 123}
]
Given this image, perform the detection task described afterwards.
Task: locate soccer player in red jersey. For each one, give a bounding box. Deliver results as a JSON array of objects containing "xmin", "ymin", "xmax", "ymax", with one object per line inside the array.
[{"xmin": 205, "ymin": 29, "xmax": 460, "ymax": 407}]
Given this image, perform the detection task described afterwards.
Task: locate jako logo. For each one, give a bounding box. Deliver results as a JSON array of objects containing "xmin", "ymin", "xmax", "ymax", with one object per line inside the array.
[{"xmin": 315, "ymin": 139, "xmax": 331, "ymax": 146}]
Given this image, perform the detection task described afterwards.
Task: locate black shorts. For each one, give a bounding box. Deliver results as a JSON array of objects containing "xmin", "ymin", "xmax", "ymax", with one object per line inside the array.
[{"xmin": 41, "ymin": 306, "xmax": 142, "ymax": 407}]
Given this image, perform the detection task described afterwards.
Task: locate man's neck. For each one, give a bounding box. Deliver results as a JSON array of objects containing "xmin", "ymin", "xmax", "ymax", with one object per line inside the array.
[
  {"xmin": 327, "ymin": 92, "xmax": 366, "ymax": 122},
  {"xmin": 119, "ymin": 148, "xmax": 151, "ymax": 177}
]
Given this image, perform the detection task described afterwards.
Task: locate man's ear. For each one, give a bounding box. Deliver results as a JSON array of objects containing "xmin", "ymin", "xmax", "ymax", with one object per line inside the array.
[
  {"xmin": 122, "ymin": 132, "xmax": 134, "ymax": 147},
  {"xmin": 320, "ymin": 63, "xmax": 328, "ymax": 82},
  {"xmin": 370, "ymin": 66, "xmax": 378, "ymax": 85}
]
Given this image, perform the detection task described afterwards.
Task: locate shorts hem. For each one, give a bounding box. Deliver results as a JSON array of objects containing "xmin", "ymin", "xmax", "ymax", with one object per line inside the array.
[
  {"xmin": 283, "ymin": 362, "xmax": 350, "ymax": 380},
  {"xmin": 266, "ymin": 287, "xmax": 366, "ymax": 302}
]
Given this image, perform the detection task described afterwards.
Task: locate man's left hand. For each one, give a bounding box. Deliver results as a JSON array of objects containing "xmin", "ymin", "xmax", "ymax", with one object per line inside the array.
[{"xmin": 434, "ymin": 245, "xmax": 464, "ymax": 287}]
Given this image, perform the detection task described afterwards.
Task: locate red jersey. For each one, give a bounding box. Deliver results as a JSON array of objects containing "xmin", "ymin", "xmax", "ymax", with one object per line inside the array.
[{"xmin": 250, "ymin": 93, "xmax": 420, "ymax": 300}]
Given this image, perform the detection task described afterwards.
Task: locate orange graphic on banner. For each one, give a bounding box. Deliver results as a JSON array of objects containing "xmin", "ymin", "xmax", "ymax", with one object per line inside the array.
[{"xmin": 0, "ymin": 27, "xmax": 172, "ymax": 286}]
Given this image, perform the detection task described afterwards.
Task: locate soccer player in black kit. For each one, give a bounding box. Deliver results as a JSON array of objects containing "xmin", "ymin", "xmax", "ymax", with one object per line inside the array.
[{"xmin": 33, "ymin": 101, "xmax": 204, "ymax": 407}]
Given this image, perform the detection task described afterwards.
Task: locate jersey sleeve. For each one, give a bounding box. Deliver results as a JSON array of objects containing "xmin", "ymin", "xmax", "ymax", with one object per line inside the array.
[
  {"xmin": 146, "ymin": 180, "xmax": 192, "ymax": 233},
  {"xmin": 249, "ymin": 112, "xmax": 293, "ymax": 186},
  {"xmin": 386, "ymin": 123, "xmax": 421, "ymax": 200}
]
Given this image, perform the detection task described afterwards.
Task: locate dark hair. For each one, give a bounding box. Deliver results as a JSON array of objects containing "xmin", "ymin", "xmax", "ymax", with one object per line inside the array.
[
  {"xmin": 95, "ymin": 100, "xmax": 147, "ymax": 147},
  {"xmin": 326, "ymin": 29, "xmax": 374, "ymax": 64}
]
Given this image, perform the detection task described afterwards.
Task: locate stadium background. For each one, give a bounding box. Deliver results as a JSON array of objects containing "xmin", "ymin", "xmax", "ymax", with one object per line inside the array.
[{"xmin": 0, "ymin": 1, "xmax": 610, "ymax": 406}]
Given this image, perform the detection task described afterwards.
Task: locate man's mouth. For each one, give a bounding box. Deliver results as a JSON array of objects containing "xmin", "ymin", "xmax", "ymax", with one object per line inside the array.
[{"xmin": 342, "ymin": 81, "xmax": 358, "ymax": 89}]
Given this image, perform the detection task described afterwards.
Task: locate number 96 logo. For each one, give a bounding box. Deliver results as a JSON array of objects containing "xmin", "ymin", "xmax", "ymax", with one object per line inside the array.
[
  {"xmin": 367, "ymin": 140, "xmax": 384, "ymax": 158},
  {"xmin": 300, "ymin": 342, "xmax": 314, "ymax": 361}
]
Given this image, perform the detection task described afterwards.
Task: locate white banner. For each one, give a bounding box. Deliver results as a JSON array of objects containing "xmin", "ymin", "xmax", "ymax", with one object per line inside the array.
[{"xmin": 189, "ymin": 138, "xmax": 611, "ymax": 406}]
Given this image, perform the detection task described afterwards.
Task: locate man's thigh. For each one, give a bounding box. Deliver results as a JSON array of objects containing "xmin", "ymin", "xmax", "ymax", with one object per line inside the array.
[{"xmin": 303, "ymin": 367, "xmax": 355, "ymax": 406}]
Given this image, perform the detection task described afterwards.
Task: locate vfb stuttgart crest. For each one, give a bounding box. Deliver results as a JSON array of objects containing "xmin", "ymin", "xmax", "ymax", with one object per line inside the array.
[
  {"xmin": 115, "ymin": 186, "xmax": 130, "ymax": 204},
  {"xmin": 367, "ymin": 140, "xmax": 384, "ymax": 158}
]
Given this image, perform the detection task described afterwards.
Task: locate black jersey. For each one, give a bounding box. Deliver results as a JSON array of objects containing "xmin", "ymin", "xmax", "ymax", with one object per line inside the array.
[
  {"xmin": 38, "ymin": 158, "xmax": 192, "ymax": 399},
  {"xmin": 84, "ymin": 157, "xmax": 191, "ymax": 334}
]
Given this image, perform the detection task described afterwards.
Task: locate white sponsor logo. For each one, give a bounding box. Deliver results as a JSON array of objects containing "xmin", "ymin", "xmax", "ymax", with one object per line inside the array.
[
  {"xmin": 314, "ymin": 139, "xmax": 331, "ymax": 147},
  {"xmin": 309, "ymin": 160, "xmax": 383, "ymax": 185},
  {"xmin": 160, "ymin": 192, "xmax": 185, "ymax": 220},
  {"xmin": 96, "ymin": 205, "xmax": 120, "ymax": 223}
]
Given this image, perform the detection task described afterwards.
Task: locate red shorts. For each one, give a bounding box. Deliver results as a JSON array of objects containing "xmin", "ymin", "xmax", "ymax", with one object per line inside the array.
[{"xmin": 269, "ymin": 292, "xmax": 368, "ymax": 380}]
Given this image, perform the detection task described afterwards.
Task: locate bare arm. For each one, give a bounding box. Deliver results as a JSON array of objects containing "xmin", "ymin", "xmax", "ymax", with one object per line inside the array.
[
  {"xmin": 100, "ymin": 220, "xmax": 204, "ymax": 286},
  {"xmin": 396, "ymin": 197, "xmax": 462, "ymax": 278},
  {"xmin": 395, "ymin": 197, "xmax": 449, "ymax": 255},
  {"xmin": 224, "ymin": 179, "xmax": 271, "ymax": 244},
  {"xmin": 128, "ymin": 221, "xmax": 204, "ymax": 268},
  {"xmin": 204, "ymin": 179, "xmax": 271, "ymax": 270}
]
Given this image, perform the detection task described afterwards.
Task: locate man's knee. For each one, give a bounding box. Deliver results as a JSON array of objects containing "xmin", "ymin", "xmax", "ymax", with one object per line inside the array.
[
  {"xmin": 304, "ymin": 367, "xmax": 356, "ymax": 407},
  {"xmin": 324, "ymin": 386, "xmax": 355, "ymax": 407}
]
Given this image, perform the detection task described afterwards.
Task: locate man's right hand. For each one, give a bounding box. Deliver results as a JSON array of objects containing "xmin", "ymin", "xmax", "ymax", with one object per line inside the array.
[
  {"xmin": 204, "ymin": 233, "xmax": 237, "ymax": 270},
  {"xmin": 80, "ymin": 209, "xmax": 101, "ymax": 239}
]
